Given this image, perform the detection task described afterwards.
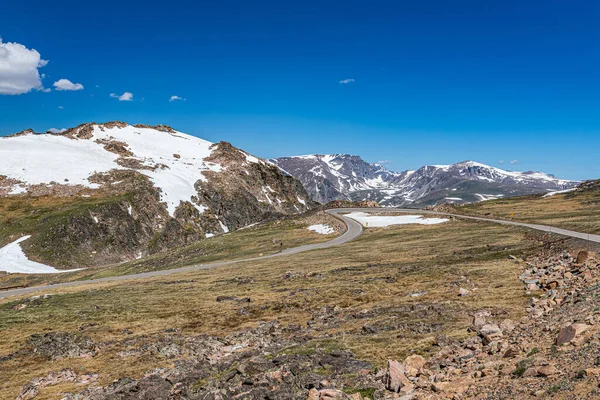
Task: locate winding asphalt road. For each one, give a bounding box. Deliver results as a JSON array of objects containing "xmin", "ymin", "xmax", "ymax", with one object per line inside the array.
[{"xmin": 1, "ymin": 208, "xmax": 598, "ymax": 300}]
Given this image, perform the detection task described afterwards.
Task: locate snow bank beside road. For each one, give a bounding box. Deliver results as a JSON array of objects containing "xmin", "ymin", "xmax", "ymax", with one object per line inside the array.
[{"xmin": 345, "ymin": 212, "xmax": 448, "ymax": 227}]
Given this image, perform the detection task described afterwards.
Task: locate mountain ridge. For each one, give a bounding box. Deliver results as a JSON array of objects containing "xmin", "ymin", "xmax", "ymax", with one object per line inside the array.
[
  {"xmin": 271, "ymin": 154, "xmax": 578, "ymax": 206},
  {"xmin": 0, "ymin": 121, "xmax": 314, "ymax": 269}
]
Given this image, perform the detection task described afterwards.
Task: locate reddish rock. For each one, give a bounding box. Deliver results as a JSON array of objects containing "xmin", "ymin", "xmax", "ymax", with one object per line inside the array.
[
  {"xmin": 503, "ymin": 347, "xmax": 519, "ymax": 358},
  {"xmin": 319, "ymin": 389, "xmax": 350, "ymax": 399},
  {"xmin": 585, "ymin": 368, "xmax": 600, "ymax": 376},
  {"xmin": 537, "ymin": 365, "xmax": 558, "ymax": 377},
  {"xmin": 500, "ymin": 319, "xmax": 516, "ymax": 334},
  {"xmin": 473, "ymin": 315, "xmax": 486, "ymax": 327},
  {"xmin": 576, "ymin": 250, "xmax": 590, "ymax": 264},
  {"xmin": 307, "ymin": 388, "xmax": 320, "ymax": 400},
  {"xmin": 383, "ymin": 360, "xmax": 414, "ymax": 393},
  {"xmin": 403, "ymin": 354, "xmax": 427, "ymax": 377},
  {"xmin": 479, "ymin": 324, "xmax": 503, "ymax": 344},
  {"xmin": 556, "ymin": 323, "xmax": 588, "ymax": 345}
]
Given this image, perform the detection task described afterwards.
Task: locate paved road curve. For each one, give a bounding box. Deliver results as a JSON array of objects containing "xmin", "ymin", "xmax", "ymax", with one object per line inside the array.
[{"xmin": 1, "ymin": 208, "xmax": 598, "ymax": 299}]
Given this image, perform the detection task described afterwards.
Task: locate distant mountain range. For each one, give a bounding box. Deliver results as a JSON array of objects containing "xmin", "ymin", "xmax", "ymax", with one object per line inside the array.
[{"xmin": 271, "ymin": 154, "xmax": 578, "ymax": 206}]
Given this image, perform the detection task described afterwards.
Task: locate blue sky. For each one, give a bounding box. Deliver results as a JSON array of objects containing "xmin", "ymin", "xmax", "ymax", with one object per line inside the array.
[{"xmin": 1, "ymin": 0, "xmax": 598, "ymax": 180}]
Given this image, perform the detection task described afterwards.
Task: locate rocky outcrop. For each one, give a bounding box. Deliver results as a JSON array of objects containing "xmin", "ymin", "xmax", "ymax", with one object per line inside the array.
[
  {"xmin": 372, "ymin": 246, "xmax": 600, "ymax": 398},
  {"xmin": 26, "ymin": 332, "xmax": 97, "ymax": 360}
]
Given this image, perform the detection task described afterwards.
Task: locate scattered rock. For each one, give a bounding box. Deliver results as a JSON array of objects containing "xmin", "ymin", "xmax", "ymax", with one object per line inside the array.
[
  {"xmin": 536, "ymin": 365, "xmax": 558, "ymax": 377},
  {"xmin": 283, "ymin": 271, "xmax": 305, "ymax": 280},
  {"xmin": 500, "ymin": 319, "xmax": 516, "ymax": 334},
  {"xmin": 27, "ymin": 332, "xmax": 96, "ymax": 360},
  {"xmin": 216, "ymin": 295, "xmax": 251, "ymax": 303},
  {"xmin": 307, "ymin": 388, "xmax": 320, "ymax": 400},
  {"xmin": 383, "ymin": 360, "xmax": 414, "ymax": 393},
  {"xmin": 318, "ymin": 389, "xmax": 351, "ymax": 399},
  {"xmin": 556, "ymin": 323, "xmax": 588, "ymax": 345},
  {"xmin": 408, "ymin": 290, "xmax": 427, "ymax": 298},
  {"xmin": 585, "ymin": 368, "xmax": 600, "ymax": 376},
  {"xmin": 479, "ymin": 324, "xmax": 503, "ymax": 344},
  {"xmin": 576, "ymin": 250, "xmax": 591, "ymax": 264},
  {"xmin": 403, "ymin": 354, "xmax": 426, "ymax": 377}
]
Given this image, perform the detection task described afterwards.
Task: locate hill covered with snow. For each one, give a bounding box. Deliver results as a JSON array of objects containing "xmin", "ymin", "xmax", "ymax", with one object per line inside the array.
[{"xmin": 0, "ymin": 122, "xmax": 313, "ymax": 270}]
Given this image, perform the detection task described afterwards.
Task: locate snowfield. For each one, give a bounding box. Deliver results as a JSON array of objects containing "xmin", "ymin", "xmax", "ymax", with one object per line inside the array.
[
  {"xmin": 0, "ymin": 236, "xmax": 83, "ymax": 274},
  {"xmin": 543, "ymin": 188, "xmax": 577, "ymax": 197},
  {"xmin": 345, "ymin": 212, "xmax": 448, "ymax": 227},
  {"xmin": 0, "ymin": 125, "xmax": 228, "ymax": 216},
  {"xmin": 475, "ymin": 194, "xmax": 505, "ymax": 201},
  {"xmin": 307, "ymin": 224, "xmax": 335, "ymax": 234}
]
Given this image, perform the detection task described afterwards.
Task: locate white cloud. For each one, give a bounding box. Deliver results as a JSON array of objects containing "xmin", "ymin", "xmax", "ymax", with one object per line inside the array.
[
  {"xmin": 0, "ymin": 38, "xmax": 48, "ymax": 95},
  {"xmin": 110, "ymin": 92, "xmax": 133, "ymax": 101},
  {"xmin": 169, "ymin": 95, "xmax": 185, "ymax": 102},
  {"xmin": 498, "ymin": 160, "xmax": 505, "ymax": 164},
  {"xmin": 42, "ymin": 88, "xmax": 51, "ymax": 93},
  {"xmin": 510, "ymin": 160, "xmax": 519, "ymax": 164},
  {"xmin": 376, "ymin": 160, "xmax": 392, "ymax": 165},
  {"xmin": 58, "ymin": 105, "xmax": 64, "ymax": 109},
  {"xmin": 47, "ymin": 128, "xmax": 67, "ymax": 134},
  {"xmin": 339, "ymin": 78, "xmax": 355, "ymax": 84},
  {"xmin": 53, "ymin": 78, "xmax": 84, "ymax": 91}
]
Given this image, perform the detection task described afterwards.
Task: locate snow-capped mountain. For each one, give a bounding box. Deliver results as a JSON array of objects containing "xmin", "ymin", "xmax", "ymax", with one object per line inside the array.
[
  {"xmin": 271, "ymin": 155, "xmax": 578, "ymax": 206},
  {"xmin": 0, "ymin": 122, "xmax": 313, "ymax": 269}
]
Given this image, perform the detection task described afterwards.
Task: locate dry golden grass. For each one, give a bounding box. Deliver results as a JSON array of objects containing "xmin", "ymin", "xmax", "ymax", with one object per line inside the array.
[{"xmin": 0, "ymin": 218, "xmax": 538, "ymax": 398}]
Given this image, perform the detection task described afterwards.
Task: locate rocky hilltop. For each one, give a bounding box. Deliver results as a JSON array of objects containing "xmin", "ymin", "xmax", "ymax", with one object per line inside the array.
[
  {"xmin": 0, "ymin": 122, "xmax": 314, "ymax": 269},
  {"xmin": 272, "ymin": 155, "xmax": 577, "ymax": 206}
]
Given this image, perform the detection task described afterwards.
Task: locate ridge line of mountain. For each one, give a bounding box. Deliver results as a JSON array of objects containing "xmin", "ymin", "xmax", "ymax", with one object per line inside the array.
[{"xmin": 271, "ymin": 153, "xmax": 578, "ymax": 206}]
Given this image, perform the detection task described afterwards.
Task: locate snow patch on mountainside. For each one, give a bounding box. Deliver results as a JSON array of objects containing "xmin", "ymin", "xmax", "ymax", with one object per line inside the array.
[
  {"xmin": 543, "ymin": 188, "xmax": 577, "ymax": 197},
  {"xmin": 0, "ymin": 133, "xmax": 120, "ymax": 189},
  {"xmin": 91, "ymin": 125, "xmax": 221, "ymax": 215},
  {"xmin": 0, "ymin": 236, "xmax": 83, "ymax": 274},
  {"xmin": 475, "ymin": 194, "xmax": 505, "ymax": 201},
  {"xmin": 0, "ymin": 124, "xmax": 227, "ymax": 216},
  {"xmin": 307, "ymin": 224, "xmax": 335, "ymax": 234}
]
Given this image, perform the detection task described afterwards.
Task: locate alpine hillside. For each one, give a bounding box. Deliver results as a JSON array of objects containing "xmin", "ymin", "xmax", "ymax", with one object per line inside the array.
[
  {"xmin": 272, "ymin": 154, "xmax": 577, "ymax": 206},
  {"xmin": 0, "ymin": 122, "xmax": 314, "ymax": 270}
]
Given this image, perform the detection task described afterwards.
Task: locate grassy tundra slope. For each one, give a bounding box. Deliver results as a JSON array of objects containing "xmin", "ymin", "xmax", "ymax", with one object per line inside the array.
[
  {"xmin": 446, "ymin": 179, "xmax": 600, "ymax": 235},
  {"xmin": 0, "ymin": 210, "xmax": 344, "ymax": 290},
  {"xmin": 0, "ymin": 217, "xmax": 540, "ymax": 398}
]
